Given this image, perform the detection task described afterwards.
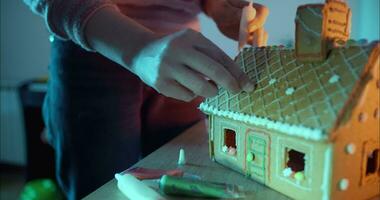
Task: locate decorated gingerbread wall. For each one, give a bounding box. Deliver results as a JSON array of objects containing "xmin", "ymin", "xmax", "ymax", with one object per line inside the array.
[
  {"xmin": 330, "ymin": 44, "xmax": 380, "ymax": 200},
  {"xmin": 200, "ymin": 1, "xmax": 379, "ymax": 200}
]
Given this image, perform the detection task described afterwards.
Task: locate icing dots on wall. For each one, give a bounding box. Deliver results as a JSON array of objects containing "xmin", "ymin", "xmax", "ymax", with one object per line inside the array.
[
  {"xmin": 345, "ymin": 143, "xmax": 356, "ymax": 155},
  {"xmin": 339, "ymin": 179, "xmax": 349, "ymax": 191}
]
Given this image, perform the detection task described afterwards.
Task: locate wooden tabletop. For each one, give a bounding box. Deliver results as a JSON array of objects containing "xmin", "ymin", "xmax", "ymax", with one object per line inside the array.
[{"xmin": 83, "ymin": 120, "xmax": 292, "ymax": 200}]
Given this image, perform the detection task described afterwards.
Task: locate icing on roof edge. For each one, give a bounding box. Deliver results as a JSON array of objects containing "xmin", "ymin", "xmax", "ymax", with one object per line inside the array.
[{"xmin": 199, "ymin": 102, "xmax": 327, "ymax": 141}]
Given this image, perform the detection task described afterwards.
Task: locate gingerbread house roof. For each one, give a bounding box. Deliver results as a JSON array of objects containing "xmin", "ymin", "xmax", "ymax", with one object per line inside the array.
[{"xmin": 200, "ymin": 41, "xmax": 377, "ymax": 141}]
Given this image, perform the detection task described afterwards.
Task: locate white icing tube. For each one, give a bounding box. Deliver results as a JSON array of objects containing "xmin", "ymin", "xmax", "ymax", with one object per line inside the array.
[{"xmin": 115, "ymin": 173, "xmax": 165, "ymax": 200}]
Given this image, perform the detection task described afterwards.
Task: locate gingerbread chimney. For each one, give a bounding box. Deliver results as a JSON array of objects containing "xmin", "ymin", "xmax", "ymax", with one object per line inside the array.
[{"xmin": 295, "ymin": 0, "xmax": 351, "ymax": 61}]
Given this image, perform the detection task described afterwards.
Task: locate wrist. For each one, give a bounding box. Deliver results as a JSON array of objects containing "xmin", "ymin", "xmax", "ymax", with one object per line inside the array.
[{"xmin": 85, "ymin": 6, "xmax": 155, "ymax": 69}]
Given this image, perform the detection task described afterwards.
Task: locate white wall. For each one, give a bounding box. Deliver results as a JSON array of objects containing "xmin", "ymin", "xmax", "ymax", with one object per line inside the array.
[
  {"xmin": 0, "ymin": 0, "xmax": 50, "ymax": 86},
  {"xmin": 0, "ymin": 0, "xmax": 50, "ymax": 165}
]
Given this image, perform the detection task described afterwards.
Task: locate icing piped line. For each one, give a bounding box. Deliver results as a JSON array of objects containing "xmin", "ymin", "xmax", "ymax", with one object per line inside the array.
[{"xmin": 199, "ymin": 103, "xmax": 326, "ymax": 141}]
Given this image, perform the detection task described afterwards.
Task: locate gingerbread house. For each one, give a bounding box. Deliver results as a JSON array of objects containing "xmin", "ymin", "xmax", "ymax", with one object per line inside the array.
[{"xmin": 200, "ymin": 1, "xmax": 379, "ymax": 200}]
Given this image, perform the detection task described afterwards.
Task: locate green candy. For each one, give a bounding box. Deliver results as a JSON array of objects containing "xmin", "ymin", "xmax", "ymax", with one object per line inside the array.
[
  {"xmin": 294, "ymin": 172, "xmax": 305, "ymax": 181},
  {"xmin": 19, "ymin": 179, "xmax": 64, "ymax": 200},
  {"xmin": 246, "ymin": 152, "xmax": 255, "ymax": 162}
]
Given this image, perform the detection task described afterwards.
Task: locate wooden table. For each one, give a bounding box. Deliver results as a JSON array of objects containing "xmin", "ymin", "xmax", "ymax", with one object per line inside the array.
[{"xmin": 83, "ymin": 121, "xmax": 292, "ymax": 200}]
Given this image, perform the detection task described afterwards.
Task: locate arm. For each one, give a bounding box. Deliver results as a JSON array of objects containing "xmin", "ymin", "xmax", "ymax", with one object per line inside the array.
[
  {"xmin": 85, "ymin": 7, "xmax": 255, "ymax": 101},
  {"xmin": 24, "ymin": 1, "xmax": 255, "ymax": 101},
  {"xmin": 23, "ymin": 0, "xmax": 117, "ymax": 51}
]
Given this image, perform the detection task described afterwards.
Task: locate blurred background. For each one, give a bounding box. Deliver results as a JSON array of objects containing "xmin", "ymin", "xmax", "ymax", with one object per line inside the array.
[{"xmin": 1, "ymin": 0, "xmax": 379, "ymax": 199}]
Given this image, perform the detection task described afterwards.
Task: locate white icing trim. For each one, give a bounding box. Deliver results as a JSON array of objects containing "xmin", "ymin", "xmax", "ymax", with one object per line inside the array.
[
  {"xmin": 321, "ymin": 145, "xmax": 333, "ymax": 200},
  {"xmin": 199, "ymin": 103, "xmax": 326, "ymax": 141}
]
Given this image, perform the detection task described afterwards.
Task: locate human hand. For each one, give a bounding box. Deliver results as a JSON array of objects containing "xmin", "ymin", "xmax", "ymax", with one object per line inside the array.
[
  {"xmin": 85, "ymin": 7, "xmax": 254, "ymax": 102},
  {"xmin": 130, "ymin": 29, "xmax": 255, "ymax": 102},
  {"xmin": 205, "ymin": 0, "xmax": 269, "ymax": 46}
]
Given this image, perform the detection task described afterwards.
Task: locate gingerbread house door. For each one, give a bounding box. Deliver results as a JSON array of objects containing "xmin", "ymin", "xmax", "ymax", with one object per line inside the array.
[{"xmin": 245, "ymin": 130, "xmax": 270, "ymax": 184}]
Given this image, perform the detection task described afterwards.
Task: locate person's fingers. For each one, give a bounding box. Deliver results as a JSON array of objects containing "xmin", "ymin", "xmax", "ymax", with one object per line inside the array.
[
  {"xmin": 204, "ymin": 47, "xmax": 254, "ymax": 92},
  {"xmin": 194, "ymin": 41, "xmax": 237, "ymax": 73},
  {"xmin": 247, "ymin": 33, "xmax": 254, "ymax": 45},
  {"xmin": 223, "ymin": 59, "xmax": 255, "ymax": 92},
  {"xmin": 183, "ymin": 48, "xmax": 241, "ymax": 94},
  {"xmin": 257, "ymin": 27, "xmax": 265, "ymax": 47},
  {"xmin": 173, "ymin": 65, "xmax": 218, "ymax": 98},
  {"xmin": 263, "ymin": 29, "xmax": 268, "ymax": 46},
  {"xmin": 250, "ymin": 27, "xmax": 267, "ymax": 47},
  {"xmin": 251, "ymin": 31, "xmax": 259, "ymax": 47},
  {"xmin": 160, "ymin": 80, "xmax": 196, "ymax": 102},
  {"xmin": 248, "ymin": 4, "xmax": 269, "ymax": 33},
  {"xmin": 193, "ymin": 37, "xmax": 255, "ymax": 92}
]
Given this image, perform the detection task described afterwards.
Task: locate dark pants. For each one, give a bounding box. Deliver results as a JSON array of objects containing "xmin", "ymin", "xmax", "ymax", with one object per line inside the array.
[{"xmin": 43, "ymin": 40, "xmax": 204, "ymax": 199}]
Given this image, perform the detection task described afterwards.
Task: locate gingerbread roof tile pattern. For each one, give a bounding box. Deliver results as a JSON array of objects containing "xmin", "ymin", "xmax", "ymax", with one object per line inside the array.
[{"xmin": 200, "ymin": 42, "xmax": 376, "ymax": 140}]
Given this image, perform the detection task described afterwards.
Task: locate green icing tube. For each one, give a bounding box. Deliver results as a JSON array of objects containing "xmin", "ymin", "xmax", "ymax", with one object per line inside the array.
[{"xmin": 159, "ymin": 175, "xmax": 243, "ymax": 199}]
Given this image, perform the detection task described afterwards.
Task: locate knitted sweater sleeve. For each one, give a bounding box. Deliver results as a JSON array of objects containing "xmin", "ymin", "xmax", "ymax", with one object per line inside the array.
[{"xmin": 23, "ymin": 0, "xmax": 119, "ymax": 51}]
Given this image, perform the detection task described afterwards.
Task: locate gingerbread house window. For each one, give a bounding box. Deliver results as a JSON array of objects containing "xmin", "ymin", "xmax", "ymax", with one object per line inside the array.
[
  {"xmin": 361, "ymin": 141, "xmax": 380, "ymax": 185},
  {"xmin": 366, "ymin": 149, "xmax": 379, "ymax": 176},
  {"xmin": 283, "ymin": 148, "xmax": 306, "ymax": 182},
  {"xmin": 287, "ymin": 149, "xmax": 305, "ymax": 172},
  {"xmin": 222, "ymin": 129, "xmax": 237, "ymax": 156}
]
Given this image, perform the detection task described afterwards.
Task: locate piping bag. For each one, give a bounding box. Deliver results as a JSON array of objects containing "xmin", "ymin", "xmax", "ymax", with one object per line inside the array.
[
  {"xmin": 115, "ymin": 167, "xmax": 204, "ymax": 199},
  {"xmin": 125, "ymin": 167, "xmax": 184, "ymax": 180},
  {"xmin": 115, "ymin": 167, "xmax": 184, "ymax": 200},
  {"xmin": 115, "ymin": 172, "xmax": 245, "ymax": 199},
  {"xmin": 115, "ymin": 173, "xmax": 165, "ymax": 200},
  {"xmin": 159, "ymin": 175, "xmax": 246, "ymax": 199}
]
